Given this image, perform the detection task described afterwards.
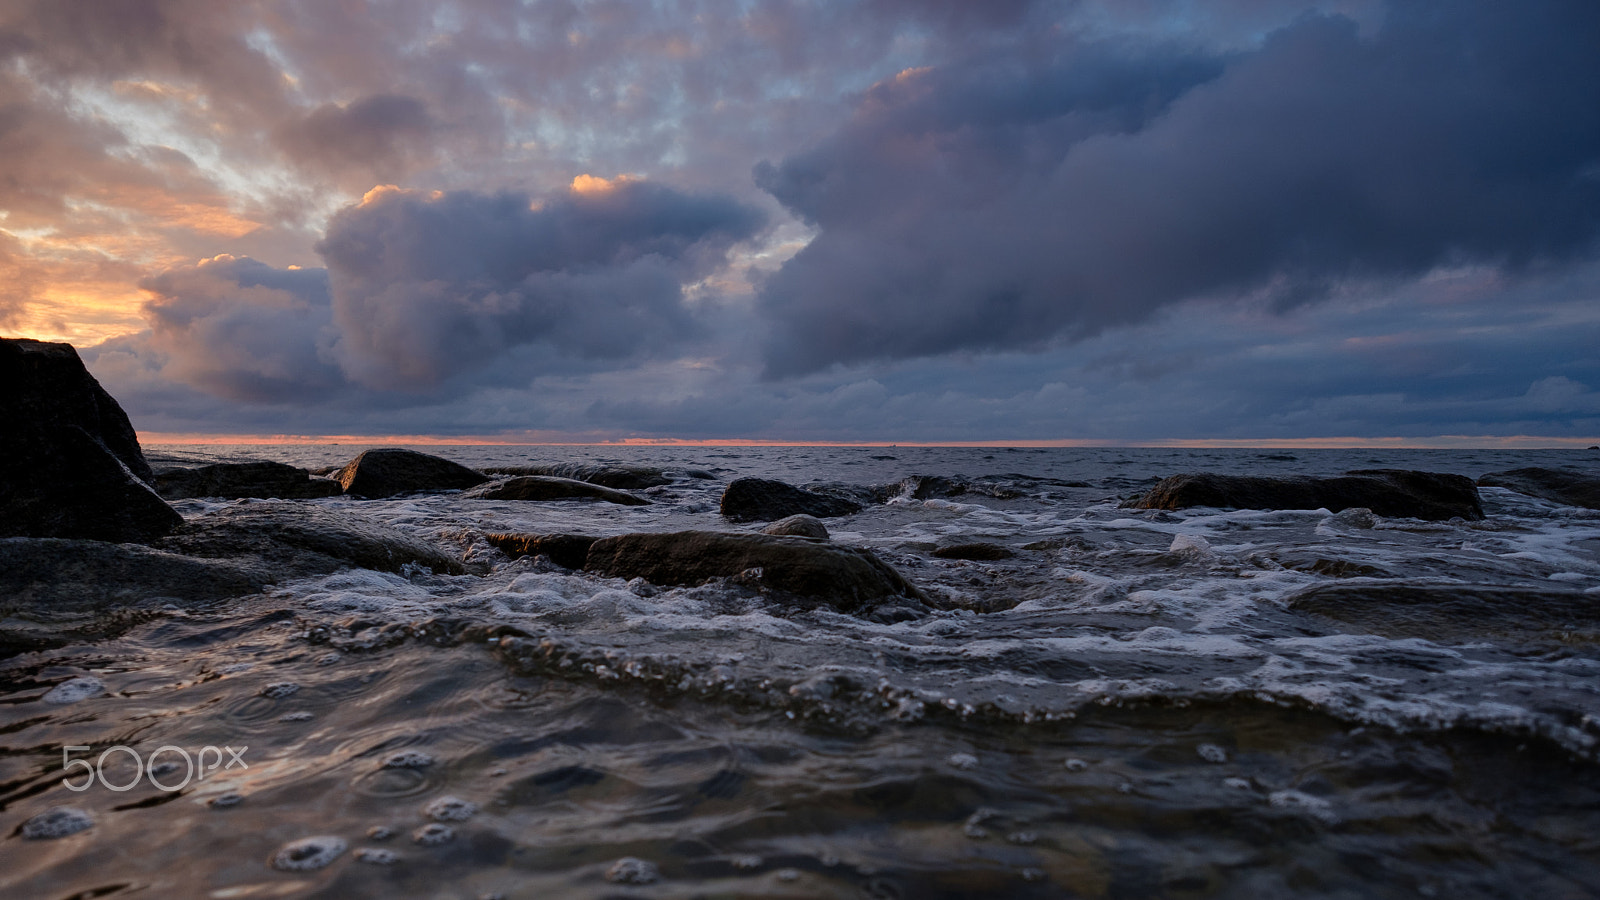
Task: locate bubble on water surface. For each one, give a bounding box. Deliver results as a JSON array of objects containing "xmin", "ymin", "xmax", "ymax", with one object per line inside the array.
[
  {"xmin": 606, "ymin": 857, "xmax": 660, "ymax": 884},
  {"xmin": 22, "ymin": 807, "xmax": 92, "ymax": 839},
  {"xmin": 1197, "ymin": 743, "xmax": 1229, "ymax": 763},
  {"xmin": 382, "ymin": 750, "xmax": 435, "ymax": 769},
  {"xmin": 423, "ymin": 795, "xmax": 477, "ymax": 822},
  {"xmin": 356, "ymin": 847, "xmax": 400, "ymax": 865},
  {"xmin": 259, "ymin": 682, "xmax": 300, "ymax": 699},
  {"xmin": 271, "ymin": 835, "xmax": 346, "ymax": 871},
  {"xmin": 42, "ymin": 677, "xmax": 104, "ymax": 705},
  {"xmin": 413, "ymin": 823, "xmax": 454, "ymax": 845},
  {"xmin": 947, "ymin": 752, "xmax": 979, "ymax": 770}
]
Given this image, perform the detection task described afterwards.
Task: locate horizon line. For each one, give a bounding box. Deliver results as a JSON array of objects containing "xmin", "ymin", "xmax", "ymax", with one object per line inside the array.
[{"xmin": 136, "ymin": 432, "xmax": 1600, "ymax": 450}]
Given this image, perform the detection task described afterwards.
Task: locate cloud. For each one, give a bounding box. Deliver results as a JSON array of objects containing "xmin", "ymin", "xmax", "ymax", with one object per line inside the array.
[
  {"xmin": 275, "ymin": 94, "xmax": 436, "ymax": 187},
  {"xmin": 139, "ymin": 255, "xmax": 343, "ymax": 403},
  {"xmin": 317, "ymin": 179, "xmax": 766, "ymax": 389},
  {"xmin": 114, "ymin": 178, "xmax": 767, "ymax": 404},
  {"xmin": 754, "ymin": 0, "xmax": 1600, "ymax": 376}
]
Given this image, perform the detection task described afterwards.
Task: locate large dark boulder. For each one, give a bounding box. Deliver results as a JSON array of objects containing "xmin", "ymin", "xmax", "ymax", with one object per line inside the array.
[
  {"xmin": 1, "ymin": 339, "xmax": 181, "ymax": 541},
  {"xmin": 481, "ymin": 464, "xmax": 671, "ymax": 490},
  {"xmin": 896, "ymin": 475, "xmax": 1026, "ymax": 501},
  {"xmin": 333, "ymin": 449, "xmax": 488, "ymax": 499},
  {"xmin": 1477, "ymin": 468, "xmax": 1600, "ymax": 510},
  {"xmin": 720, "ymin": 478, "xmax": 863, "ymax": 522},
  {"xmin": 464, "ymin": 476, "xmax": 649, "ymax": 506},
  {"xmin": 154, "ymin": 461, "xmax": 343, "ymax": 500},
  {"xmin": 1125, "ymin": 470, "xmax": 1483, "ymax": 521},
  {"xmin": 583, "ymin": 530, "xmax": 923, "ymax": 612},
  {"xmin": 485, "ymin": 532, "xmax": 599, "ymax": 569}
]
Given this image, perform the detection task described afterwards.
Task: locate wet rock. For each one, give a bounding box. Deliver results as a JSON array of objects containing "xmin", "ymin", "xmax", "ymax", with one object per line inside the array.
[
  {"xmin": 0, "ymin": 538, "xmax": 270, "ymax": 611},
  {"xmin": 481, "ymin": 463, "xmax": 671, "ymax": 490},
  {"xmin": 485, "ymin": 533, "xmax": 599, "ymax": 569},
  {"xmin": 583, "ymin": 530, "xmax": 924, "ymax": 612},
  {"xmin": 1124, "ymin": 470, "xmax": 1483, "ymax": 521},
  {"xmin": 333, "ymin": 448, "xmax": 488, "ymax": 498},
  {"xmin": 761, "ymin": 514, "xmax": 830, "ymax": 540},
  {"xmin": 720, "ymin": 478, "xmax": 862, "ymax": 522},
  {"xmin": 154, "ymin": 460, "xmax": 342, "ymax": 500},
  {"xmin": 464, "ymin": 475, "xmax": 649, "ymax": 506},
  {"xmin": 896, "ymin": 475, "xmax": 1026, "ymax": 501},
  {"xmin": 932, "ymin": 542, "xmax": 1015, "ymax": 561},
  {"xmin": 1477, "ymin": 467, "xmax": 1600, "ymax": 510},
  {"xmin": 155, "ymin": 501, "xmax": 468, "ymax": 577},
  {"xmin": 1288, "ymin": 581, "xmax": 1600, "ymax": 642},
  {"xmin": 2, "ymin": 339, "xmax": 180, "ymax": 542}
]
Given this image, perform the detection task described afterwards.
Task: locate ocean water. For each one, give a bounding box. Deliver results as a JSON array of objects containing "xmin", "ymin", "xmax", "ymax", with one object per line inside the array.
[{"xmin": 2, "ymin": 445, "xmax": 1599, "ymax": 898}]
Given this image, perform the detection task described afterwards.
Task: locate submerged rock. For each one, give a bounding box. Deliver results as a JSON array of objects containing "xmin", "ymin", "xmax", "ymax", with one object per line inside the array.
[
  {"xmin": 1125, "ymin": 470, "xmax": 1483, "ymax": 521},
  {"xmin": 465, "ymin": 476, "xmax": 649, "ymax": 506},
  {"xmin": 1288, "ymin": 581, "xmax": 1600, "ymax": 643},
  {"xmin": 154, "ymin": 460, "xmax": 343, "ymax": 500},
  {"xmin": 1477, "ymin": 467, "xmax": 1600, "ymax": 510},
  {"xmin": 897, "ymin": 475, "xmax": 1026, "ymax": 501},
  {"xmin": 485, "ymin": 532, "xmax": 599, "ymax": 569},
  {"xmin": 156, "ymin": 501, "xmax": 467, "ymax": 577},
  {"xmin": 583, "ymin": 530, "xmax": 924, "ymax": 612},
  {"xmin": 1, "ymin": 338, "xmax": 181, "ymax": 542},
  {"xmin": 933, "ymin": 542, "xmax": 1015, "ymax": 561},
  {"xmin": 761, "ymin": 514, "xmax": 830, "ymax": 539},
  {"xmin": 481, "ymin": 463, "xmax": 671, "ymax": 490},
  {"xmin": 720, "ymin": 478, "xmax": 863, "ymax": 522},
  {"xmin": 333, "ymin": 448, "xmax": 488, "ymax": 498}
]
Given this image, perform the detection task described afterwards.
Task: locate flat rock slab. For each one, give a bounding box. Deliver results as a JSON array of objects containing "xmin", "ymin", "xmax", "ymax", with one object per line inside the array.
[
  {"xmin": 1477, "ymin": 467, "xmax": 1600, "ymax": 510},
  {"xmin": 1288, "ymin": 581, "xmax": 1600, "ymax": 643},
  {"xmin": 481, "ymin": 464, "xmax": 671, "ymax": 490},
  {"xmin": 155, "ymin": 461, "xmax": 343, "ymax": 500},
  {"xmin": 155, "ymin": 501, "xmax": 467, "ymax": 577},
  {"xmin": 485, "ymin": 532, "xmax": 599, "ymax": 569},
  {"xmin": 465, "ymin": 476, "xmax": 649, "ymax": 506},
  {"xmin": 720, "ymin": 478, "xmax": 863, "ymax": 522},
  {"xmin": 334, "ymin": 449, "xmax": 488, "ymax": 499},
  {"xmin": 583, "ymin": 530, "xmax": 924, "ymax": 612},
  {"xmin": 1125, "ymin": 469, "xmax": 1483, "ymax": 521}
]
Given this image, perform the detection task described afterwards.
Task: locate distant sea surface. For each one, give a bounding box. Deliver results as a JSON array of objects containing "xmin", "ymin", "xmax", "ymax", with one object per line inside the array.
[{"xmin": 4, "ymin": 445, "xmax": 1599, "ymax": 898}]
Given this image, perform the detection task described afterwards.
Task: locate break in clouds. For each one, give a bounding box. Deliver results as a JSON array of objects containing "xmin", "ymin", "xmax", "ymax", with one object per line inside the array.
[{"xmin": 4, "ymin": 0, "xmax": 1599, "ymax": 438}]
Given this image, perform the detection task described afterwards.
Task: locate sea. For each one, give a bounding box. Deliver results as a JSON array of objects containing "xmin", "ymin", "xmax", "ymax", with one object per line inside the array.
[{"xmin": 3, "ymin": 445, "xmax": 1599, "ymax": 898}]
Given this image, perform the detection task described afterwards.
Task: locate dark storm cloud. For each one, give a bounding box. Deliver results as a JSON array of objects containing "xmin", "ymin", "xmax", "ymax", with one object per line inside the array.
[
  {"xmin": 275, "ymin": 94, "xmax": 437, "ymax": 186},
  {"xmin": 139, "ymin": 255, "xmax": 344, "ymax": 403},
  {"xmin": 755, "ymin": 0, "xmax": 1600, "ymax": 376},
  {"xmin": 117, "ymin": 179, "xmax": 765, "ymax": 404},
  {"xmin": 318, "ymin": 180, "xmax": 766, "ymax": 389}
]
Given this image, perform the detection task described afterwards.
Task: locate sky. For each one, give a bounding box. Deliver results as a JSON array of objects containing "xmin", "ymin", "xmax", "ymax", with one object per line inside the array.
[{"xmin": 2, "ymin": 0, "xmax": 1598, "ymax": 444}]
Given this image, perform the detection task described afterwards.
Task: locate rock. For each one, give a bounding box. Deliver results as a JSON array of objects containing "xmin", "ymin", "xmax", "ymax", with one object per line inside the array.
[
  {"xmin": 154, "ymin": 460, "xmax": 343, "ymax": 500},
  {"xmin": 485, "ymin": 532, "xmax": 599, "ymax": 569},
  {"xmin": 761, "ymin": 514, "xmax": 830, "ymax": 539},
  {"xmin": 464, "ymin": 476, "xmax": 649, "ymax": 506},
  {"xmin": 582, "ymin": 530, "xmax": 924, "ymax": 612},
  {"xmin": 333, "ymin": 448, "xmax": 487, "ymax": 498},
  {"xmin": 896, "ymin": 475, "xmax": 1026, "ymax": 501},
  {"xmin": 720, "ymin": 478, "xmax": 863, "ymax": 522},
  {"xmin": 1124, "ymin": 470, "xmax": 1483, "ymax": 521},
  {"xmin": 155, "ymin": 501, "xmax": 467, "ymax": 577},
  {"xmin": 1476, "ymin": 467, "xmax": 1600, "ymax": 510},
  {"xmin": 1288, "ymin": 581, "xmax": 1600, "ymax": 643},
  {"xmin": 932, "ymin": 542, "xmax": 1015, "ymax": 561},
  {"xmin": 481, "ymin": 463, "xmax": 671, "ymax": 490},
  {"xmin": 1, "ymin": 339, "xmax": 181, "ymax": 542}
]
